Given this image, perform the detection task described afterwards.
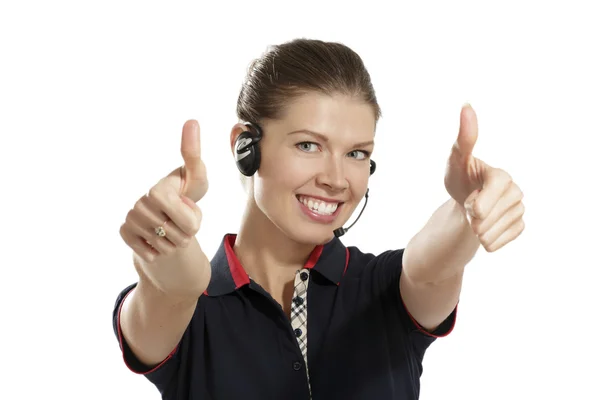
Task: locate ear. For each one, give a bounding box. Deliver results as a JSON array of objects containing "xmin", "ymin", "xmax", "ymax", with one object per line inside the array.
[{"xmin": 230, "ymin": 123, "xmax": 248, "ymax": 156}]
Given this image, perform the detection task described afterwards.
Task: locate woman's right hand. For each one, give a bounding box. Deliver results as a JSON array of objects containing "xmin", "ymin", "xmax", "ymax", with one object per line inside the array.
[
  {"xmin": 120, "ymin": 120, "xmax": 209, "ymax": 264},
  {"xmin": 117, "ymin": 121, "xmax": 210, "ymax": 367}
]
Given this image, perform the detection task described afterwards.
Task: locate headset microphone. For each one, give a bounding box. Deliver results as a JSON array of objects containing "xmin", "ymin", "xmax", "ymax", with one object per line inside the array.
[
  {"xmin": 333, "ymin": 158, "xmax": 375, "ymax": 237},
  {"xmin": 333, "ymin": 188, "xmax": 371, "ymax": 238}
]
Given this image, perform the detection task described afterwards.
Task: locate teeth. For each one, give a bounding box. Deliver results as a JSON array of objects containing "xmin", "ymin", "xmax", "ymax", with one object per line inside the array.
[{"xmin": 299, "ymin": 196, "xmax": 339, "ymax": 216}]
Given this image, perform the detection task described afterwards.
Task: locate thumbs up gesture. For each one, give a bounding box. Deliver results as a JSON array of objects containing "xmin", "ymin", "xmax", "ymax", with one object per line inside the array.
[
  {"xmin": 444, "ymin": 104, "xmax": 525, "ymax": 252},
  {"xmin": 120, "ymin": 120, "xmax": 208, "ymax": 263},
  {"xmin": 163, "ymin": 120, "xmax": 209, "ymax": 202}
]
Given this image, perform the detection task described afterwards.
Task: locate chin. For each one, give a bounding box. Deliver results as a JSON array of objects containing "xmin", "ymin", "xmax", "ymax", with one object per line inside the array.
[
  {"xmin": 291, "ymin": 233, "xmax": 335, "ymax": 247},
  {"xmin": 279, "ymin": 222, "xmax": 338, "ymax": 246}
]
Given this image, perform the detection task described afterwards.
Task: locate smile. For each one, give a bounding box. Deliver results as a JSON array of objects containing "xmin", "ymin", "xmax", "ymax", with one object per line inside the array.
[{"xmin": 296, "ymin": 195, "xmax": 342, "ymax": 216}]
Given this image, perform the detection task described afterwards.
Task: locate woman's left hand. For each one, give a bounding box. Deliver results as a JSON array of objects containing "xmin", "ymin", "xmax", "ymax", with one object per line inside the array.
[{"xmin": 444, "ymin": 104, "xmax": 526, "ymax": 252}]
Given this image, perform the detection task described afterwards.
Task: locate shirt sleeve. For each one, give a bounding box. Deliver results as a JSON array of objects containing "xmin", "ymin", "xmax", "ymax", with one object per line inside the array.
[
  {"xmin": 367, "ymin": 248, "xmax": 458, "ymax": 348},
  {"xmin": 111, "ymin": 283, "xmax": 187, "ymax": 395}
]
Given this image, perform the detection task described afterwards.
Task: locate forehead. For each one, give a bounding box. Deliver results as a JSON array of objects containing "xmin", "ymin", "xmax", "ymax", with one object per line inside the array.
[{"xmin": 267, "ymin": 92, "xmax": 376, "ymax": 142}]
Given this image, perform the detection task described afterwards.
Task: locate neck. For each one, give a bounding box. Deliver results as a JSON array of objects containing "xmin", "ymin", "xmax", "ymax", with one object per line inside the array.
[{"xmin": 233, "ymin": 198, "xmax": 316, "ymax": 290}]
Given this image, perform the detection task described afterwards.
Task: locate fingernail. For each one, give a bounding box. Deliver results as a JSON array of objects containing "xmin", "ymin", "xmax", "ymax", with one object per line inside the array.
[
  {"xmin": 464, "ymin": 201, "xmax": 475, "ymax": 219},
  {"xmin": 464, "ymin": 209, "xmax": 473, "ymax": 225}
]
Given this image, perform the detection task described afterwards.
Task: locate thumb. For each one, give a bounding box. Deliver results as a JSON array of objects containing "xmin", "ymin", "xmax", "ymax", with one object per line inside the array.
[
  {"xmin": 453, "ymin": 103, "xmax": 479, "ymax": 158},
  {"xmin": 180, "ymin": 119, "xmax": 208, "ymax": 202}
]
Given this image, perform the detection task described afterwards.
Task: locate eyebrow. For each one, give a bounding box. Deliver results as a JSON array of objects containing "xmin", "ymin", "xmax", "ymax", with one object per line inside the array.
[{"xmin": 287, "ymin": 129, "xmax": 375, "ymax": 148}]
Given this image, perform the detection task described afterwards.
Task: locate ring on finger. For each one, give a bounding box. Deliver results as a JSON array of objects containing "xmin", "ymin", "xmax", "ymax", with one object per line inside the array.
[{"xmin": 154, "ymin": 219, "xmax": 169, "ymax": 237}]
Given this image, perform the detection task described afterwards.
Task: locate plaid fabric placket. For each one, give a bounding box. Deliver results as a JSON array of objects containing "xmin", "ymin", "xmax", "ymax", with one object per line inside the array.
[{"xmin": 290, "ymin": 268, "xmax": 311, "ymax": 398}]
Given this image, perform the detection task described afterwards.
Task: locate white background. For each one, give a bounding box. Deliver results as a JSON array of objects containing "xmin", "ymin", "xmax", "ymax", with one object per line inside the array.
[{"xmin": 1, "ymin": 1, "xmax": 598, "ymax": 399}]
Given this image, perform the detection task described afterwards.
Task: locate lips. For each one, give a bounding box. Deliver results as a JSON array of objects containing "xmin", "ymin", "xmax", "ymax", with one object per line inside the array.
[
  {"xmin": 295, "ymin": 195, "xmax": 344, "ymax": 224},
  {"xmin": 296, "ymin": 195, "xmax": 341, "ymax": 216}
]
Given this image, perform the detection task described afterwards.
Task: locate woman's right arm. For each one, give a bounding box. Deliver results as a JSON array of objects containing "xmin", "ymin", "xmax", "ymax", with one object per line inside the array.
[{"xmin": 117, "ymin": 119, "xmax": 211, "ymax": 368}]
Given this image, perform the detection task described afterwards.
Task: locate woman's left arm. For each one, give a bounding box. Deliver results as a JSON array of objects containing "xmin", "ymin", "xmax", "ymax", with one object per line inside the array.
[{"xmin": 399, "ymin": 104, "xmax": 526, "ymax": 331}]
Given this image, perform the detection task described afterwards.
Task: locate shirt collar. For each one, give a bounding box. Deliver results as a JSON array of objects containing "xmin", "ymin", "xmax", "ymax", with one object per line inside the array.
[{"xmin": 205, "ymin": 233, "xmax": 349, "ymax": 297}]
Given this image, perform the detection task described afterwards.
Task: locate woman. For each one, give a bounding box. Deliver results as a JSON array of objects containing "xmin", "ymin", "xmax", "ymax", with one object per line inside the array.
[{"xmin": 113, "ymin": 39, "xmax": 525, "ymax": 399}]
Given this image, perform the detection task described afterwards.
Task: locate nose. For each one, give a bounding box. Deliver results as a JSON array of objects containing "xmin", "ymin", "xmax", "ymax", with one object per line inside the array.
[{"xmin": 316, "ymin": 157, "xmax": 349, "ymax": 191}]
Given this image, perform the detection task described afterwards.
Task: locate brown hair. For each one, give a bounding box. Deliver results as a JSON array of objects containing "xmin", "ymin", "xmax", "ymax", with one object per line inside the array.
[{"xmin": 236, "ymin": 38, "xmax": 382, "ymax": 125}]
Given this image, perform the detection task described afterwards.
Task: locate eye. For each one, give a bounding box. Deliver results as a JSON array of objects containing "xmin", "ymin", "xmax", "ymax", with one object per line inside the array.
[
  {"xmin": 296, "ymin": 142, "xmax": 320, "ymax": 152},
  {"xmin": 348, "ymin": 150, "xmax": 370, "ymax": 160}
]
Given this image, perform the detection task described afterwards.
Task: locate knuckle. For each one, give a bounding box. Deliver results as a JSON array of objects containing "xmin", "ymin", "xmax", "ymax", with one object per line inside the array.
[
  {"xmin": 197, "ymin": 161, "xmax": 208, "ymax": 177},
  {"xmin": 511, "ymin": 183, "xmax": 524, "ymax": 199},
  {"xmin": 119, "ymin": 224, "xmax": 130, "ymax": 242},
  {"xmin": 166, "ymin": 188, "xmax": 180, "ymax": 204},
  {"xmin": 479, "ymin": 232, "xmax": 490, "ymax": 246},
  {"xmin": 182, "ymin": 221, "xmax": 197, "ymax": 236},
  {"xmin": 184, "ymin": 209, "xmax": 202, "ymax": 234},
  {"xmin": 180, "ymin": 237, "xmax": 191, "ymax": 248},
  {"xmin": 498, "ymin": 168, "xmax": 512, "ymax": 182},
  {"xmin": 148, "ymin": 185, "xmax": 163, "ymax": 201},
  {"xmin": 191, "ymin": 216, "xmax": 201, "ymax": 233},
  {"xmin": 125, "ymin": 209, "xmax": 136, "ymax": 225},
  {"xmin": 134, "ymin": 196, "xmax": 147, "ymax": 212},
  {"xmin": 480, "ymin": 235, "xmax": 493, "ymax": 250},
  {"xmin": 144, "ymin": 252, "xmax": 156, "ymax": 263},
  {"xmin": 471, "ymin": 222, "xmax": 484, "ymax": 236},
  {"xmin": 473, "ymin": 227, "xmax": 482, "ymax": 237},
  {"xmin": 471, "ymin": 202, "xmax": 484, "ymax": 219}
]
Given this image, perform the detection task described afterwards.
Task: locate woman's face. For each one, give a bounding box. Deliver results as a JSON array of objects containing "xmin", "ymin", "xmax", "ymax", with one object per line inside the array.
[{"xmin": 235, "ymin": 91, "xmax": 376, "ymax": 245}]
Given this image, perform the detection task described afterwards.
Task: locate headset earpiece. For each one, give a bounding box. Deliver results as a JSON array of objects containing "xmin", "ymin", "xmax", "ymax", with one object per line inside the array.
[
  {"xmin": 369, "ymin": 159, "xmax": 376, "ymax": 176},
  {"xmin": 234, "ymin": 122, "xmax": 262, "ymax": 176}
]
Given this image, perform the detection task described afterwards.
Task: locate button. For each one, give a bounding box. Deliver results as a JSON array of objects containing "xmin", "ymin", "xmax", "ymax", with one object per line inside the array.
[
  {"xmin": 293, "ymin": 296, "xmax": 304, "ymax": 306},
  {"xmin": 293, "ymin": 361, "xmax": 302, "ymax": 371},
  {"xmin": 294, "ymin": 328, "xmax": 302, "ymax": 337},
  {"xmin": 300, "ymin": 271, "xmax": 309, "ymax": 281}
]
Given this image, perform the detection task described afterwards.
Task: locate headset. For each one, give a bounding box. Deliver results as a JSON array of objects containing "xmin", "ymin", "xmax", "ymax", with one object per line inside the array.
[{"xmin": 234, "ymin": 122, "xmax": 375, "ymax": 237}]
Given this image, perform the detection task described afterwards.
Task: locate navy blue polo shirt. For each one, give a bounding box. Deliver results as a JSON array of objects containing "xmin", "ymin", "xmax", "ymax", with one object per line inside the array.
[{"xmin": 112, "ymin": 234, "xmax": 457, "ymax": 399}]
